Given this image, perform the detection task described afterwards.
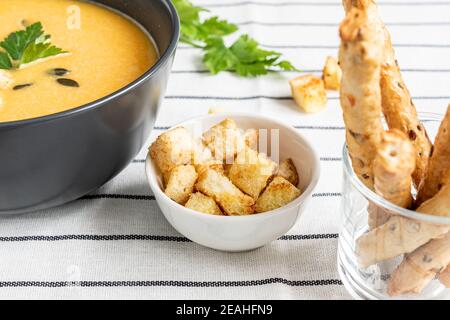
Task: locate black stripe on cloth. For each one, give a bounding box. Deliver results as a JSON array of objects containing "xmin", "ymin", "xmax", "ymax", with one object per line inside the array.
[
  {"xmin": 0, "ymin": 235, "xmax": 189, "ymax": 242},
  {"xmin": 235, "ymin": 21, "xmax": 450, "ymax": 27},
  {"xmin": 312, "ymin": 193, "xmax": 342, "ymax": 198},
  {"xmin": 165, "ymin": 95, "xmax": 294, "ymax": 101},
  {"xmin": 80, "ymin": 195, "xmax": 156, "ymax": 201},
  {"xmin": 0, "ymin": 278, "xmax": 343, "ymax": 288},
  {"xmin": 279, "ymin": 234, "xmax": 338, "ymax": 240},
  {"xmin": 164, "ymin": 95, "xmax": 450, "ymax": 101},
  {"xmin": 132, "ymin": 157, "xmax": 342, "ymax": 164},
  {"xmin": 201, "ymin": 1, "xmax": 450, "ymax": 8},
  {"xmin": 171, "ymin": 69, "xmax": 450, "ymax": 74},
  {"xmin": 320, "ymin": 157, "xmax": 342, "ymax": 162},
  {"xmin": 78, "ymin": 193, "xmax": 340, "ymax": 201},
  {"xmin": 171, "ymin": 69, "xmax": 322, "ymax": 74},
  {"xmin": 293, "ymin": 125, "xmax": 345, "ymax": 130},
  {"xmin": 132, "ymin": 158, "xmax": 342, "ymax": 163},
  {"xmin": 152, "ymin": 126, "xmax": 346, "ymax": 131},
  {"xmin": 178, "ymin": 44, "xmax": 450, "ymax": 50},
  {"xmin": 0, "ymin": 233, "xmax": 338, "ymax": 242},
  {"xmin": 262, "ymin": 44, "xmax": 450, "ymax": 49}
]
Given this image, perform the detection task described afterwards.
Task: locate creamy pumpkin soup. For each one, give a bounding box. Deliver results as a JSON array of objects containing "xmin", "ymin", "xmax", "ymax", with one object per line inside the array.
[{"xmin": 0, "ymin": 0, "xmax": 158, "ymax": 122}]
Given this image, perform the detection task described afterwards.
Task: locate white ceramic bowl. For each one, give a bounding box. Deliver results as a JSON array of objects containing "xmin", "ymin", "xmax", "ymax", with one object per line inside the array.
[{"xmin": 145, "ymin": 113, "xmax": 320, "ymax": 252}]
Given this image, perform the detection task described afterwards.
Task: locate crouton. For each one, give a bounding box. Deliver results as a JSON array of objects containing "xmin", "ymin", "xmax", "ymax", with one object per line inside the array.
[
  {"xmin": 0, "ymin": 70, "xmax": 14, "ymax": 90},
  {"xmin": 202, "ymin": 118, "xmax": 245, "ymax": 163},
  {"xmin": 244, "ymin": 129, "xmax": 259, "ymax": 150},
  {"xmin": 277, "ymin": 158, "xmax": 299, "ymax": 187},
  {"xmin": 322, "ymin": 56, "xmax": 342, "ymax": 90},
  {"xmin": 224, "ymin": 164, "xmax": 233, "ymax": 177},
  {"xmin": 229, "ymin": 148, "xmax": 278, "ymax": 199},
  {"xmin": 208, "ymin": 107, "xmax": 225, "ymax": 114},
  {"xmin": 196, "ymin": 169, "xmax": 255, "ymax": 216},
  {"xmin": 256, "ymin": 177, "xmax": 302, "ymax": 213},
  {"xmin": 192, "ymin": 139, "xmax": 224, "ymax": 175},
  {"xmin": 195, "ymin": 161, "xmax": 224, "ymax": 176},
  {"xmin": 150, "ymin": 127, "xmax": 194, "ymax": 181},
  {"xmin": 164, "ymin": 165, "xmax": 198, "ymax": 205},
  {"xmin": 289, "ymin": 75, "xmax": 328, "ymax": 113},
  {"xmin": 185, "ymin": 192, "xmax": 223, "ymax": 215},
  {"xmin": 192, "ymin": 139, "xmax": 213, "ymax": 165}
]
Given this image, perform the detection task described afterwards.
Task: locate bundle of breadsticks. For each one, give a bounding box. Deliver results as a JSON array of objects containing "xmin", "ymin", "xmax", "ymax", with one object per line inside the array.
[{"xmin": 339, "ymin": 0, "xmax": 450, "ymax": 296}]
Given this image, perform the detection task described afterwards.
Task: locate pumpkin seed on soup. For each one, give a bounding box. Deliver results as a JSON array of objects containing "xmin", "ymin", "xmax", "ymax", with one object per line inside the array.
[
  {"xmin": 57, "ymin": 78, "xmax": 79, "ymax": 87},
  {"xmin": 48, "ymin": 68, "xmax": 70, "ymax": 77},
  {"xmin": 13, "ymin": 83, "xmax": 33, "ymax": 90}
]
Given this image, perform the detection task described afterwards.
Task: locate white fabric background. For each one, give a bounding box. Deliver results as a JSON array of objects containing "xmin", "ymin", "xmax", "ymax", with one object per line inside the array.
[{"xmin": 1, "ymin": 0, "xmax": 450, "ymax": 300}]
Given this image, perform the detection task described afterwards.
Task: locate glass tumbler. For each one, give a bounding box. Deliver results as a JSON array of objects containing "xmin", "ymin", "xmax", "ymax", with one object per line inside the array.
[{"xmin": 337, "ymin": 113, "xmax": 450, "ymax": 300}]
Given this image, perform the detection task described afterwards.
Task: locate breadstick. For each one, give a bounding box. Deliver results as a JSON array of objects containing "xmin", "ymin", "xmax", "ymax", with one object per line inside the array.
[
  {"xmin": 374, "ymin": 130, "xmax": 415, "ymax": 209},
  {"xmin": 403, "ymin": 166, "xmax": 450, "ymax": 291},
  {"xmin": 368, "ymin": 130, "xmax": 416, "ymax": 228},
  {"xmin": 358, "ymin": 164, "xmax": 450, "ymax": 269},
  {"xmin": 339, "ymin": 8, "xmax": 384, "ymax": 190},
  {"xmin": 417, "ymin": 185, "xmax": 450, "ymax": 218},
  {"xmin": 439, "ymin": 265, "xmax": 450, "ymax": 288},
  {"xmin": 344, "ymin": 0, "xmax": 433, "ymax": 189},
  {"xmin": 416, "ymin": 105, "xmax": 450, "ymax": 206},
  {"xmin": 388, "ymin": 232, "xmax": 450, "ymax": 296},
  {"xmin": 357, "ymin": 215, "xmax": 449, "ymax": 268}
]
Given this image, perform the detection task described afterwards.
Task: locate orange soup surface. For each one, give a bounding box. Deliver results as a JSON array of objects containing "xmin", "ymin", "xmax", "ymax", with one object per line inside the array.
[{"xmin": 0, "ymin": 0, "xmax": 158, "ymax": 122}]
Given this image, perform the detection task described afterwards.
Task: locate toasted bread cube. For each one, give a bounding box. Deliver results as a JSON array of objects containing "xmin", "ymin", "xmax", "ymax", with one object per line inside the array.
[
  {"xmin": 208, "ymin": 107, "xmax": 225, "ymax": 114},
  {"xmin": 224, "ymin": 164, "xmax": 233, "ymax": 177},
  {"xmin": 244, "ymin": 129, "xmax": 259, "ymax": 151},
  {"xmin": 289, "ymin": 75, "xmax": 327, "ymax": 113},
  {"xmin": 277, "ymin": 158, "xmax": 299, "ymax": 187},
  {"xmin": 0, "ymin": 70, "xmax": 14, "ymax": 90},
  {"xmin": 202, "ymin": 119, "xmax": 245, "ymax": 163},
  {"xmin": 256, "ymin": 177, "xmax": 302, "ymax": 213},
  {"xmin": 185, "ymin": 192, "xmax": 223, "ymax": 215},
  {"xmin": 150, "ymin": 127, "xmax": 194, "ymax": 180},
  {"xmin": 195, "ymin": 161, "xmax": 224, "ymax": 176},
  {"xmin": 192, "ymin": 139, "xmax": 213, "ymax": 164},
  {"xmin": 322, "ymin": 56, "xmax": 342, "ymax": 90},
  {"xmin": 192, "ymin": 139, "xmax": 224, "ymax": 175},
  {"xmin": 164, "ymin": 165, "xmax": 198, "ymax": 205},
  {"xmin": 229, "ymin": 148, "xmax": 278, "ymax": 199},
  {"xmin": 196, "ymin": 169, "xmax": 255, "ymax": 216}
]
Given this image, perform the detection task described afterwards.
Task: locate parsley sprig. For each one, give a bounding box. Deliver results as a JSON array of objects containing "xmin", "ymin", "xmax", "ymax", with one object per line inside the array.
[
  {"xmin": 173, "ymin": 0, "xmax": 298, "ymax": 76},
  {"xmin": 0, "ymin": 22, "xmax": 66, "ymax": 70}
]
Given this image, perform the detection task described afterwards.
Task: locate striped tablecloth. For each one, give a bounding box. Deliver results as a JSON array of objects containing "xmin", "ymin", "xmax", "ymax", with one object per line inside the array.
[{"xmin": 1, "ymin": 0, "xmax": 450, "ymax": 300}]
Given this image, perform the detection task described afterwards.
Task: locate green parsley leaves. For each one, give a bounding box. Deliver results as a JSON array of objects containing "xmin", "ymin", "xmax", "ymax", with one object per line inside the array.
[
  {"xmin": 0, "ymin": 22, "xmax": 66, "ymax": 70},
  {"xmin": 172, "ymin": 0, "xmax": 298, "ymax": 77}
]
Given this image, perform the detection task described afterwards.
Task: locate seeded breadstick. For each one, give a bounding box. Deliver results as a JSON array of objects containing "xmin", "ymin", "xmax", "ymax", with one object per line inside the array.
[
  {"xmin": 357, "ymin": 216, "xmax": 449, "ymax": 268},
  {"xmin": 393, "ymin": 167, "xmax": 450, "ymax": 292},
  {"xmin": 439, "ymin": 265, "xmax": 450, "ymax": 288},
  {"xmin": 368, "ymin": 130, "xmax": 416, "ymax": 228},
  {"xmin": 388, "ymin": 232, "xmax": 450, "ymax": 296},
  {"xmin": 374, "ymin": 130, "xmax": 415, "ymax": 207},
  {"xmin": 417, "ymin": 185, "xmax": 450, "ymax": 218},
  {"xmin": 416, "ymin": 105, "xmax": 450, "ymax": 206},
  {"xmin": 339, "ymin": 8, "xmax": 384, "ymax": 190},
  {"xmin": 344, "ymin": 0, "xmax": 433, "ymax": 189},
  {"xmin": 358, "ymin": 165, "xmax": 450, "ymax": 268},
  {"xmin": 380, "ymin": 66, "xmax": 432, "ymax": 190}
]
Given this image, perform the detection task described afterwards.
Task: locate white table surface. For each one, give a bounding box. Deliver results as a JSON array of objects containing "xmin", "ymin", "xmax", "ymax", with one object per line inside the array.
[{"xmin": 1, "ymin": 0, "xmax": 450, "ymax": 300}]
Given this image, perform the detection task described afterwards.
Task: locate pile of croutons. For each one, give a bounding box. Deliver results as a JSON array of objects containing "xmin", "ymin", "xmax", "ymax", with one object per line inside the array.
[{"xmin": 150, "ymin": 119, "xmax": 302, "ymax": 216}]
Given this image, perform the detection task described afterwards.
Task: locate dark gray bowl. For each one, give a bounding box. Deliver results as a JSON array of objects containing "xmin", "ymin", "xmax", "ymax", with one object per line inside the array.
[{"xmin": 0, "ymin": 0, "xmax": 180, "ymax": 215}]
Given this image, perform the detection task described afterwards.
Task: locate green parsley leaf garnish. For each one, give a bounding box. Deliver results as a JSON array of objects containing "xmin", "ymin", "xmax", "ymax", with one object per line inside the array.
[
  {"xmin": 0, "ymin": 52, "xmax": 13, "ymax": 69},
  {"xmin": 172, "ymin": 0, "xmax": 299, "ymax": 77},
  {"xmin": 0, "ymin": 22, "xmax": 66, "ymax": 70}
]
